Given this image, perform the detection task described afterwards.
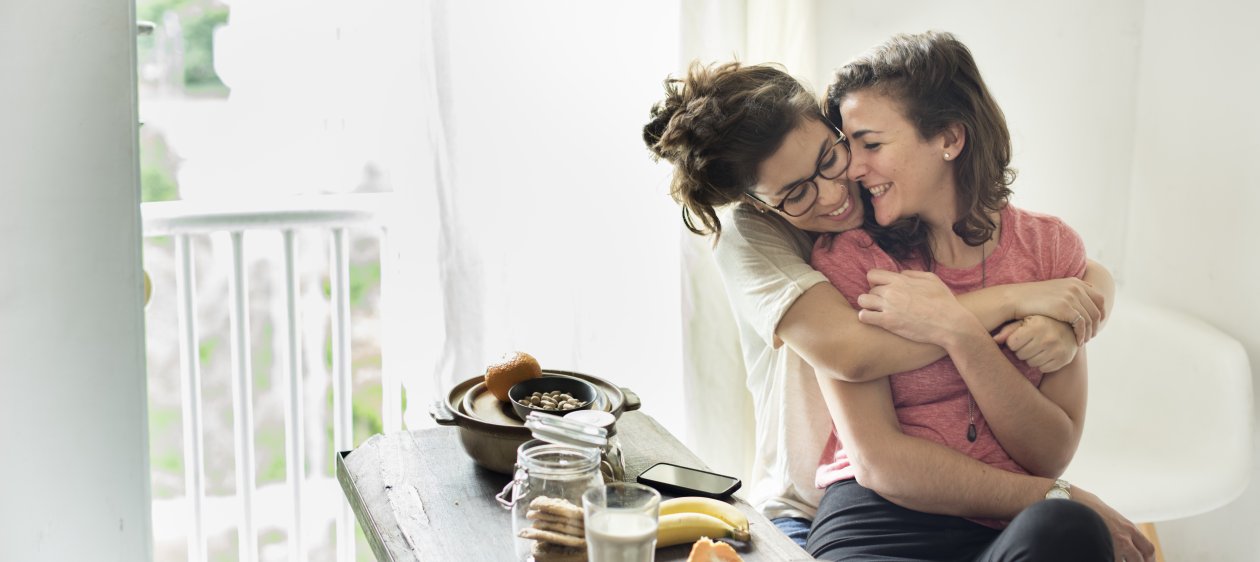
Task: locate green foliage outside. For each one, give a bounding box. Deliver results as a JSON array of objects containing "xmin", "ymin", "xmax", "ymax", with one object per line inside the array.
[
  {"xmin": 322, "ymin": 262, "xmax": 383, "ymax": 304},
  {"xmin": 256, "ymin": 428, "xmax": 287, "ymax": 484},
  {"xmin": 149, "ymin": 407, "xmax": 183, "ymax": 495},
  {"xmin": 181, "ymin": 8, "xmax": 230, "ymax": 92},
  {"xmin": 198, "ymin": 337, "xmax": 219, "ymax": 364},
  {"xmin": 140, "ymin": 129, "xmax": 180, "ymax": 203},
  {"xmin": 137, "ymin": 0, "xmax": 230, "ymax": 94},
  {"xmin": 137, "ymin": 0, "xmax": 230, "ymax": 203},
  {"xmin": 259, "ymin": 529, "xmax": 286, "ymax": 554}
]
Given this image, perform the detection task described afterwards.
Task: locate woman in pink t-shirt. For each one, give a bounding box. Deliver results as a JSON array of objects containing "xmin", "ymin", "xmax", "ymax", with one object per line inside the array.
[{"xmin": 803, "ymin": 31, "xmax": 1154, "ymax": 562}]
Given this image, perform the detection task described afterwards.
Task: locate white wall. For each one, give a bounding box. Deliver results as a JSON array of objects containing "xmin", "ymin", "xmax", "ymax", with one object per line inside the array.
[
  {"xmin": 0, "ymin": 0, "xmax": 153, "ymax": 560},
  {"xmin": 1124, "ymin": 0, "xmax": 1260, "ymax": 559},
  {"xmin": 816, "ymin": 1, "xmax": 1259, "ymax": 560}
]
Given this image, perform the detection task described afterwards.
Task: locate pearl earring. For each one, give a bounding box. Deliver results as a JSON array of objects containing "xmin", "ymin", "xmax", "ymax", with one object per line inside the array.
[{"xmin": 944, "ymin": 152, "xmax": 951, "ymax": 160}]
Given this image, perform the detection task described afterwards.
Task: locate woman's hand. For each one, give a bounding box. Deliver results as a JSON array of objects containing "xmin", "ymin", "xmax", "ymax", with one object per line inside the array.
[
  {"xmin": 1005, "ymin": 278, "xmax": 1104, "ymax": 345},
  {"xmin": 1072, "ymin": 487, "xmax": 1156, "ymax": 562},
  {"xmin": 992, "ymin": 315, "xmax": 1078, "ymax": 372},
  {"xmin": 856, "ymin": 269, "xmax": 983, "ymax": 347}
]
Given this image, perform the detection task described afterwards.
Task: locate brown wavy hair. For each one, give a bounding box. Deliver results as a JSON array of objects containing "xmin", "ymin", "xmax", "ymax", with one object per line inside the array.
[
  {"xmin": 824, "ymin": 31, "xmax": 1015, "ymax": 268},
  {"xmin": 643, "ymin": 61, "xmax": 820, "ymax": 237}
]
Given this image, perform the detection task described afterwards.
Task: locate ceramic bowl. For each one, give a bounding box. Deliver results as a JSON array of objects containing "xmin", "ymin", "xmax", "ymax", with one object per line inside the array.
[{"xmin": 508, "ymin": 375, "xmax": 598, "ymax": 421}]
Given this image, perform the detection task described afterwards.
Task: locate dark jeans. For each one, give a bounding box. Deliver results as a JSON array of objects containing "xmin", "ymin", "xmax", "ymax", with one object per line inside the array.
[
  {"xmin": 772, "ymin": 516, "xmax": 812, "ymax": 549},
  {"xmin": 807, "ymin": 479, "xmax": 1113, "ymax": 562}
]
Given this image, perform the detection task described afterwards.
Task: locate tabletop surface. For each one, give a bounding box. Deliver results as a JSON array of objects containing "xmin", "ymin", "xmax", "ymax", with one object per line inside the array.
[{"xmin": 337, "ymin": 410, "xmax": 813, "ymax": 561}]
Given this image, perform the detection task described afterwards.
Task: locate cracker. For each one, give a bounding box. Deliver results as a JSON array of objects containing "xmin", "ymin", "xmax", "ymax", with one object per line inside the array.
[
  {"xmin": 519, "ymin": 527, "xmax": 586, "ymax": 548},
  {"xmin": 528, "ymin": 496, "xmax": 584, "ymax": 520},
  {"xmin": 527, "ymin": 509, "xmax": 584, "ymax": 528},
  {"xmin": 533, "ymin": 519, "xmax": 586, "ymax": 537}
]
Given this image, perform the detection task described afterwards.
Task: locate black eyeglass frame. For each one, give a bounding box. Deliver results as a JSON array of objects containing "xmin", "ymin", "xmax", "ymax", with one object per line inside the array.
[{"xmin": 746, "ymin": 128, "xmax": 851, "ymax": 217}]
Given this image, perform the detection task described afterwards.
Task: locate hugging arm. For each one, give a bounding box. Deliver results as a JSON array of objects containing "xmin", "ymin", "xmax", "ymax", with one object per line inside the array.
[
  {"xmin": 995, "ymin": 259, "xmax": 1115, "ymax": 372},
  {"xmin": 778, "ymin": 259, "xmax": 1109, "ymax": 383},
  {"xmin": 943, "ymin": 311, "xmax": 1089, "ymax": 477},
  {"xmin": 857, "ymin": 268, "xmax": 1090, "ymax": 476}
]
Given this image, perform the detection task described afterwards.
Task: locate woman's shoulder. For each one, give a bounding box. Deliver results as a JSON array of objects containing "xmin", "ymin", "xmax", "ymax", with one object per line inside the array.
[
  {"xmin": 1000, "ymin": 205, "xmax": 1085, "ymax": 253},
  {"xmin": 998, "ymin": 204, "xmax": 1086, "ymax": 277},
  {"xmin": 717, "ymin": 204, "xmax": 815, "ymax": 259},
  {"xmin": 1003, "ymin": 204, "xmax": 1076, "ymax": 235}
]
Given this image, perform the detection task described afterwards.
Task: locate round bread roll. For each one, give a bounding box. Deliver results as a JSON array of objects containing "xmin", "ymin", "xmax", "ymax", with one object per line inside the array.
[{"xmin": 485, "ymin": 351, "xmax": 542, "ymax": 402}]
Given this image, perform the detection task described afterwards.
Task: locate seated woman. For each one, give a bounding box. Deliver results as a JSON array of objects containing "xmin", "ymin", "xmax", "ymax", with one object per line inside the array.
[
  {"xmin": 805, "ymin": 30, "xmax": 1154, "ymax": 561},
  {"xmin": 641, "ymin": 44, "xmax": 1146, "ymax": 560}
]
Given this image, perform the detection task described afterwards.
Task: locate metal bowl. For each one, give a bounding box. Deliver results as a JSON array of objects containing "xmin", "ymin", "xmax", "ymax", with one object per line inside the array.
[{"xmin": 429, "ymin": 370, "xmax": 640, "ymax": 474}]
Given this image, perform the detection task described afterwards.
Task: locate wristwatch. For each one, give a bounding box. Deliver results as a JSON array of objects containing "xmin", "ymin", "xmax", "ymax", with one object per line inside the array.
[{"xmin": 1045, "ymin": 478, "xmax": 1072, "ymax": 500}]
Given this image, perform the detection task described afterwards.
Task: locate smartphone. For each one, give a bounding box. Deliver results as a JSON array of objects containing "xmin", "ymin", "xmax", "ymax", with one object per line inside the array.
[{"xmin": 636, "ymin": 462, "xmax": 741, "ymax": 499}]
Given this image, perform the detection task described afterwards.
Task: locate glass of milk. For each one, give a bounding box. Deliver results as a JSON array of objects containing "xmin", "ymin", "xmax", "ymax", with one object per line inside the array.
[{"xmin": 582, "ymin": 483, "xmax": 661, "ymax": 562}]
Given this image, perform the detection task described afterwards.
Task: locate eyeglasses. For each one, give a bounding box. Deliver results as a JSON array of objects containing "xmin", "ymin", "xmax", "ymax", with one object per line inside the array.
[{"xmin": 747, "ymin": 129, "xmax": 851, "ymax": 217}]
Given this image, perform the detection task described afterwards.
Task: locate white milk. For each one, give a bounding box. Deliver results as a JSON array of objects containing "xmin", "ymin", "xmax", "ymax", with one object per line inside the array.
[{"xmin": 584, "ymin": 511, "xmax": 658, "ymax": 562}]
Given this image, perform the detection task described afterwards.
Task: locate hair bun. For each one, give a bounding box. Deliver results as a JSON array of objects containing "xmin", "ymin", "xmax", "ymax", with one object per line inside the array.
[
  {"xmin": 643, "ymin": 73, "xmax": 698, "ymax": 162},
  {"xmin": 643, "ymin": 96, "xmax": 680, "ymax": 160}
]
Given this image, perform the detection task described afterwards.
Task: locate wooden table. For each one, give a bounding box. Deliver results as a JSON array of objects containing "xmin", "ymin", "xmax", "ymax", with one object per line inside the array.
[{"xmin": 337, "ymin": 411, "xmax": 813, "ymax": 561}]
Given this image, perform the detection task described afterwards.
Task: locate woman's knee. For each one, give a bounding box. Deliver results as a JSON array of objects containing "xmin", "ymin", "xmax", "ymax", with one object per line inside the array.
[{"xmin": 1011, "ymin": 499, "xmax": 1113, "ymax": 560}]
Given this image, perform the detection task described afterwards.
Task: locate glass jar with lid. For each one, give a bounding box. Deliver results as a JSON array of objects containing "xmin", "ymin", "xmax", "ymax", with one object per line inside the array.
[
  {"xmin": 497, "ymin": 415, "xmax": 605, "ymax": 560},
  {"xmin": 564, "ymin": 410, "xmax": 626, "ymax": 482}
]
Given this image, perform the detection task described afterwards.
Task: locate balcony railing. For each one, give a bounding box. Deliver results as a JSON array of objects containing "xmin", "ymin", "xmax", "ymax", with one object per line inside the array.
[{"xmin": 142, "ymin": 193, "xmax": 401, "ymax": 562}]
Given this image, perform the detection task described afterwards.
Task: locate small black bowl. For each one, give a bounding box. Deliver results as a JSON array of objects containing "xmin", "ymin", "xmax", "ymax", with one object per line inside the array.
[{"xmin": 508, "ymin": 375, "xmax": 598, "ymax": 421}]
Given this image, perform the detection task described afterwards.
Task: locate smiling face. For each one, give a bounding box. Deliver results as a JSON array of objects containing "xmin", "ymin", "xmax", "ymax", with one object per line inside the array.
[
  {"xmin": 748, "ymin": 118, "xmax": 864, "ymax": 234},
  {"xmin": 839, "ymin": 89, "xmax": 963, "ymax": 229}
]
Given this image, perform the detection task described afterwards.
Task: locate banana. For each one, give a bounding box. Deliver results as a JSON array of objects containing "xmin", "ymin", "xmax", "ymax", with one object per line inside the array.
[
  {"xmin": 659, "ymin": 496, "xmax": 749, "ymax": 532},
  {"xmin": 656, "ymin": 512, "xmax": 751, "ymax": 548}
]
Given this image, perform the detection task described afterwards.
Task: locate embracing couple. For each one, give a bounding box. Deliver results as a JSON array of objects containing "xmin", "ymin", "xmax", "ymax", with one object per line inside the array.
[{"xmin": 643, "ymin": 31, "xmax": 1156, "ymax": 562}]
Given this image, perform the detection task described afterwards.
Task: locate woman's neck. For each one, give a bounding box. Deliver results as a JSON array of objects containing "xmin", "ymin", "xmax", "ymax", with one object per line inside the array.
[{"xmin": 925, "ymin": 210, "xmax": 1000, "ymax": 269}]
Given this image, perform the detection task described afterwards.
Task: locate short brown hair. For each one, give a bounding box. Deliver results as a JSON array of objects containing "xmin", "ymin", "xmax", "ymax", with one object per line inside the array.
[
  {"xmin": 824, "ymin": 31, "xmax": 1015, "ymax": 267},
  {"xmin": 643, "ymin": 61, "xmax": 820, "ymax": 237}
]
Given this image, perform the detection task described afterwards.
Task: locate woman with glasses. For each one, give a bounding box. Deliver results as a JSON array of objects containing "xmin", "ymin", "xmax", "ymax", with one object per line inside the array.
[{"xmin": 643, "ymin": 52, "xmax": 1148, "ymax": 560}]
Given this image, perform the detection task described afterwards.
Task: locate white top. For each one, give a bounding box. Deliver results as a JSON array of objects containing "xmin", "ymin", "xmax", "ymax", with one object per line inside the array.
[{"xmin": 711, "ymin": 204, "xmax": 834, "ymax": 520}]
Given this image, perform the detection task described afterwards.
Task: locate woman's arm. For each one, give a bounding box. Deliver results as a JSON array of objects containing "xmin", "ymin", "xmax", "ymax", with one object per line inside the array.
[
  {"xmin": 818, "ymin": 374, "xmax": 1154, "ymax": 562},
  {"xmin": 995, "ymin": 259, "xmax": 1116, "ymax": 372},
  {"xmin": 1081, "ymin": 258, "xmax": 1116, "ymax": 333},
  {"xmin": 715, "ymin": 208, "xmax": 1106, "ymax": 384},
  {"xmin": 857, "ymin": 269, "xmax": 1087, "ymax": 476},
  {"xmin": 946, "ymin": 322, "xmax": 1088, "ymax": 477},
  {"xmin": 778, "ymin": 261, "xmax": 1106, "ymax": 383},
  {"xmin": 820, "ymin": 374, "xmax": 1051, "ymax": 516},
  {"xmin": 1003, "ymin": 259, "xmax": 1112, "ymax": 347}
]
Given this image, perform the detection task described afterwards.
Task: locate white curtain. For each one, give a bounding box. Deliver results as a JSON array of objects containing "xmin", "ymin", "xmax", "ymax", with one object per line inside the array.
[
  {"xmin": 401, "ymin": 0, "xmax": 818, "ymax": 479},
  {"xmin": 213, "ymin": 0, "xmax": 699, "ymax": 437},
  {"xmin": 406, "ymin": 1, "xmax": 688, "ymax": 432}
]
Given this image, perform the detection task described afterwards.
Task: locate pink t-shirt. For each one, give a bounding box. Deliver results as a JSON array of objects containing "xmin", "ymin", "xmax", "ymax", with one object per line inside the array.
[{"xmin": 811, "ymin": 205, "xmax": 1087, "ymax": 505}]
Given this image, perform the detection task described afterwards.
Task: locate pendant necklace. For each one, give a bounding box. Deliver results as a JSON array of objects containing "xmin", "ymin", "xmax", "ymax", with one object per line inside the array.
[{"xmin": 966, "ymin": 241, "xmax": 987, "ymax": 443}]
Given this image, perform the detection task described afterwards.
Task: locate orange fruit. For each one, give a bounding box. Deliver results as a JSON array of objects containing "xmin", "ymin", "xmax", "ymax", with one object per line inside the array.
[
  {"xmin": 686, "ymin": 537, "xmax": 744, "ymax": 562},
  {"xmin": 484, "ymin": 351, "xmax": 542, "ymax": 402}
]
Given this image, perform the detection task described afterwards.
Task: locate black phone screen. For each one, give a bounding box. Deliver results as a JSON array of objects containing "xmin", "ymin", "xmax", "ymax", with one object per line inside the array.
[{"xmin": 637, "ymin": 462, "xmax": 741, "ymax": 498}]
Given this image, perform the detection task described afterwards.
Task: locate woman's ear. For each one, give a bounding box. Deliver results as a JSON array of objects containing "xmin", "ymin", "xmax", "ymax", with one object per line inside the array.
[
  {"xmin": 743, "ymin": 194, "xmax": 771, "ymax": 214},
  {"xmin": 941, "ymin": 123, "xmax": 966, "ymax": 160}
]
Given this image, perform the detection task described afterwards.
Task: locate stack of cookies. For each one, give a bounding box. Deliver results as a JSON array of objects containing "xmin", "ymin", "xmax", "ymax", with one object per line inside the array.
[{"xmin": 518, "ymin": 496, "xmax": 587, "ymax": 561}]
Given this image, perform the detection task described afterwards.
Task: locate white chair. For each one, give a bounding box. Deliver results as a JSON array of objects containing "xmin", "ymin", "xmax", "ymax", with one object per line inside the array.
[{"xmin": 1065, "ymin": 292, "xmax": 1253, "ymax": 559}]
